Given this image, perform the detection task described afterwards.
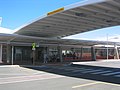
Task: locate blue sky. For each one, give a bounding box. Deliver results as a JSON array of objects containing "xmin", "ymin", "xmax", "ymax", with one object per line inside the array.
[
  {"xmin": 0, "ymin": 0, "xmax": 120, "ymax": 40},
  {"xmin": 64, "ymin": 26, "xmax": 120, "ymax": 41},
  {"xmin": 0, "ymin": 0, "xmax": 82, "ymax": 29}
]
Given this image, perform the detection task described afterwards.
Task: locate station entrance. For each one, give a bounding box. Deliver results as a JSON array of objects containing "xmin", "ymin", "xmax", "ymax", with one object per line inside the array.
[
  {"xmin": 0, "ymin": 44, "xmax": 120, "ymax": 65},
  {"xmin": 62, "ymin": 47, "xmax": 92, "ymax": 61}
]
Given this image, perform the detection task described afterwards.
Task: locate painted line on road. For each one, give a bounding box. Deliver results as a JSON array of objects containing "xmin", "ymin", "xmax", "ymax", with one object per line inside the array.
[
  {"xmin": 81, "ymin": 69, "xmax": 103, "ymax": 74},
  {"xmin": 0, "ymin": 65, "xmax": 20, "ymax": 67},
  {"xmin": 114, "ymin": 74, "xmax": 120, "ymax": 77},
  {"xmin": 72, "ymin": 82, "xmax": 101, "ymax": 88},
  {"xmin": 72, "ymin": 68, "xmax": 93, "ymax": 73},
  {"xmin": 72, "ymin": 81, "xmax": 120, "ymax": 89},
  {"xmin": 92, "ymin": 70, "xmax": 112, "ymax": 74},
  {"xmin": 102, "ymin": 71, "xmax": 120, "ymax": 76}
]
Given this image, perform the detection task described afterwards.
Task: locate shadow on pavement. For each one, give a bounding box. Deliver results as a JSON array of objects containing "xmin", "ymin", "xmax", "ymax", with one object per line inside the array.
[{"xmin": 21, "ymin": 64, "xmax": 120, "ymax": 84}]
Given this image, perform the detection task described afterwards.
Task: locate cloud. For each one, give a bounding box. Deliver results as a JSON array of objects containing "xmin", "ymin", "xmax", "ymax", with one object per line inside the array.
[{"xmin": 0, "ymin": 27, "xmax": 13, "ymax": 34}]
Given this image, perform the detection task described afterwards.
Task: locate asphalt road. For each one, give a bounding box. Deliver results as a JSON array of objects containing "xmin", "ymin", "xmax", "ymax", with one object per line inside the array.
[{"xmin": 0, "ymin": 61, "xmax": 120, "ymax": 90}]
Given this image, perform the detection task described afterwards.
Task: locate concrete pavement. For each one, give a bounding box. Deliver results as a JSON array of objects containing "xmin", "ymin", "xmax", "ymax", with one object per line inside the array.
[{"xmin": 0, "ymin": 60, "xmax": 120, "ymax": 90}]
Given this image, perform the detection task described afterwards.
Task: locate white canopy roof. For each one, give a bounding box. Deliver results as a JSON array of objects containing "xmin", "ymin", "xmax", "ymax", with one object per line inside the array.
[{"xmin": 15, "ymin": 0, "xmax": 120, "ymax": 38}]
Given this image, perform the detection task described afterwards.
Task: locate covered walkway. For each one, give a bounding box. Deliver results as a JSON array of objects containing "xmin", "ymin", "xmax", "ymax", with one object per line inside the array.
[{"xmin": 0, "ymin": 0, "xmax": 120, "ymax": 65}]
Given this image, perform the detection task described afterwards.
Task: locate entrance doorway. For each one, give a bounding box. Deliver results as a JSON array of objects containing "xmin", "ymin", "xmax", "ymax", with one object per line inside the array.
[{"xmin": 37, "ymin": 47, "xmax": 44, "ymax": 63}]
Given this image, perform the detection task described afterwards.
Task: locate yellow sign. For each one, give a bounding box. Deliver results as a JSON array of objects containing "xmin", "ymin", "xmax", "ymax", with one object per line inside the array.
[{"xmin": 47, "ymin": 7, "xmax": 64, "ymax": 16}]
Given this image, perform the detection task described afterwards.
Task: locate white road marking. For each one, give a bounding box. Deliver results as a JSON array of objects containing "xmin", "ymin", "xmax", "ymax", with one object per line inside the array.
[
  {"xmin": 0, "ymin": 65, "xmax": 19, "ymax": 67},
  {"xmin": 81, "ymin": 69, "xmax": 103, "ymax": 73},
  {"xmin": 72, "ymin": 82, "xmax": 101, "ymax": 88},
  {"xmin": 72, "ymin": 68, "xmax": 93, "ymax": 73},
  {"xmin": 65, "ymin": 68, "xmax": 85, "ymax": 71},
  {"xmin": 102, "ymin": 71, "xmax": 120, "ymax": 76},
  {"xmin": 92, "ymin": 70, "xmax": 112, "ymax": 74},
  {"xmin": 114, "ymin": 74, "xmax": 120, "ymax": 77},
  {"xmin": 59, "ymin": 67, "xmax": 85, "ymax": 71},
  {"xmin": 72, "ymin": 81, "xmax": 120, "ymax": 89}
]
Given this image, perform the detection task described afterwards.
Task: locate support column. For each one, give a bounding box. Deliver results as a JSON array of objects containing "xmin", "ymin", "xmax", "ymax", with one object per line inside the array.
[
  {"xmin": 43, "ymin": 47, "xmax": 48, "ymax": 64},
  {"xmin": 91, "ymin": 47, "xmax": 96, "ymax": 61},
  {"xmin": 46, "ymin": 47, "xmax": 49, "ymax": 62},
  {"xmin": 7, "ymin": 44, "xmax": 11, "ymax": 64},
  {"xmin": 116, "ymin": 47, "xmax": 119, "ymax": 60},
  {"xmin": 11, "ymin": 46, "xmax": 14, "ymax": 65},
  {"xmin": 80, "ymin": 47, "xmax": 83, "ymax": 60},
  {"xmin": 0, "ymin": 44, "xmax": 2, "ymax": 63},
  {"xmin": 32, "ymin": 50, "xmax": 36, "ymax": 65},
  {"xmin": 57, "ymin": 46, "xmax": 63, "ymax": 62},
  {"xmin": 114, "ymin": 44, "xmax": 119, "ymax": 59}
]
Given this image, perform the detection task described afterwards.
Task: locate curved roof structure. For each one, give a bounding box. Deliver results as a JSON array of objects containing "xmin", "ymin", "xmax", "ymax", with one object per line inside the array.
[{"xmin": 15, "ymin": 0, "xmax": 120, "ymax": 38}]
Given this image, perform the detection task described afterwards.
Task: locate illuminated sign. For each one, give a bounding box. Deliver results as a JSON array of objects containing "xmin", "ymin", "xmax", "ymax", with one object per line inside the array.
[{"xmin": 47, "ymin": 7, "xmax": 64, "ymax": 16}]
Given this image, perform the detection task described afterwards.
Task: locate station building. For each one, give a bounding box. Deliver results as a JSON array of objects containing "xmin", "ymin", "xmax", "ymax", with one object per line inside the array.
[{"xmin": 0, "ymin": 0, "xmax": 120, "ymax": 65}]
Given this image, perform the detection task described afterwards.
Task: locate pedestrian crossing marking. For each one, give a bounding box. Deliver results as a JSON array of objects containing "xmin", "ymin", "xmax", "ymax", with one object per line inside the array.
[
  {"xmin": 92, "ymin": 70, "xmax": 112, "ymax": 74},
  {"xmin": 114, "ymin": 74, "xmax": 120, "ymax": 77},
  {"xmin": 102, "ymin": 71, "xmax": 120, "ymax": 76},
  {"xmin": 50, "ymin": 66, "xmax": 120, "ymax": 78},
  {"xmin": 72, "ymin": 68, "xmax": 93, "ymax": 73},
  {"xmin": 81, "ymin": 69, "xmax": 103, "ymax": 73}
]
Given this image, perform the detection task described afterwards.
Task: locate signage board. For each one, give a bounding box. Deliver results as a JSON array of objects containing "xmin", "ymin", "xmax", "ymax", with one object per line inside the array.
[{"xmin": 47, "ymin": 7, "xmax": 64, "ymax": 16}]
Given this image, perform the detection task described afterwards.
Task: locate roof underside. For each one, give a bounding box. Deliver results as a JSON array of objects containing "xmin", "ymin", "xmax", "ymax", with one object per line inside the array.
[
  {"xmin": 0, "ymin": 33, "xmax": 119, "ymax": 46},
  {"xmin": 15, "ymin": 0, "xmax": 120, "ymax": 38}
]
